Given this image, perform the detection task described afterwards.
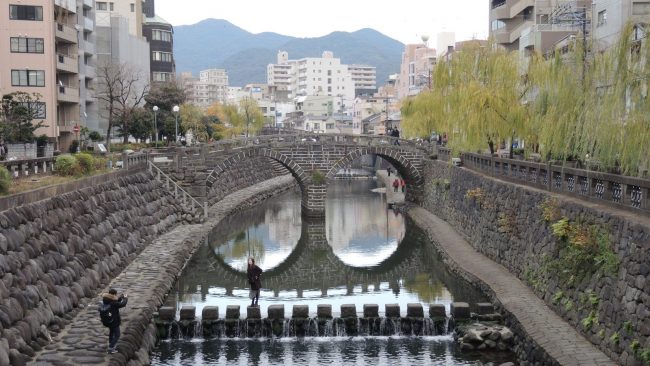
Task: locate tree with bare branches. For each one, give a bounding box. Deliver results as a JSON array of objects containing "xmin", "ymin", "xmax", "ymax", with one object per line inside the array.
[{"xmin": 96, "ymin": 63, "xmax": 149, "ymax": 150}]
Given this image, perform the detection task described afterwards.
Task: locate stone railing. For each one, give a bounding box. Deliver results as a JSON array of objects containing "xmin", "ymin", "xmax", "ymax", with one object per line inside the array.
[
  {"xmin": 444, "ymin": 149, "xmax": 650, "ymax": 213},
  {"xmin": 0, "ymin": 157, "xmax": 56, "ymax": 178},
  {"xmin": 122, "ymin": 151, "xmax": 149, "ymax": 170},
  {"xmin": 147, "ymin": 160, "xmax": 208, "ymax": 218}
]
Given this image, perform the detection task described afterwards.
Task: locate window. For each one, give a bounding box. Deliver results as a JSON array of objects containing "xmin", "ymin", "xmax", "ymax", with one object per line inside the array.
[
  {"xmin": 326, "ymin": 123, "xmax": 334, "ymax": 130},
  {"xmin": 152, "ymin": 51, "xmax": 172, "ymax": 62},
  {"xmin": 110, "ymin": 2, "xmax": 114, "ymax": 10},
  {"xmin": 153, "ymin": 72, "xmax": 172, "ymax": 82},
  {"xmin": 633, "ymin": 2, "xmax": 650, "ymax": 15},
  {"xmin": 19, "ymin": 102, "xmax": 46, "ymax": 119},
  {"xmin": 130, "ymin": 3, "xmax": 135, "ymax": 12},
  {"xmin": 491, "ymin": 20, "xmax": 506, "ymax": 31},
  {"xmin": 10, "ymin": 37, "xmax": 44, "ymax": 53},
  {"xmin": 151, "ymin": 29, "xmax": 172, "ymax": 42},
  {"xmin": 96, "ymin": 2, "xmax": 107, "ymax": 10},
  {"xmin": 11, "ymin": 70, "xmax": 45, "ymax": 86},
  {"xmin": 597, "ymin": 10, "xmax": 607, "ymax": 27},
  {"xmin": 9, "ymin": 5, "xmax": 43, "ymax": 21}
]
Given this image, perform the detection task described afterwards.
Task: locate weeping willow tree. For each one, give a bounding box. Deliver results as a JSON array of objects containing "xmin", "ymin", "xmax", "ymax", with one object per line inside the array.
[
  {"xmin": 404, "ymin": 24, "xmax": 650, "ymax": 176},
  {"xmin": 402, "ymin": 43, "xmax": 529, "ymax": 155}
]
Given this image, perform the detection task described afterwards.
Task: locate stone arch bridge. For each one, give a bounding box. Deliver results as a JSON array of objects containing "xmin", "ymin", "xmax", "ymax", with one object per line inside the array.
[{"xmin": 153, "ymin": 134, "xmax": 431, "ymax": 216}]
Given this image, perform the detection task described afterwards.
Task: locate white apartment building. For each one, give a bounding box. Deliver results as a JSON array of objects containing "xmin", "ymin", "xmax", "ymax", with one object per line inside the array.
[
  {"xmin": 592, "ymin": 0, "xmax": 650, "ymax": 51},
  {"xmin": 183, "ymin": 69, "xmax": 229, "ymax": 107},
  {"xmin": 268, "ymin": 51, "xmax": 357, "ymax": 112},
  {"xmin": 95, "ymin": 0, "xmax": 144, "ymax": 37},
  {"xmin": 348, "ymin": 65, "xmax": 377, "ymax": 92}
]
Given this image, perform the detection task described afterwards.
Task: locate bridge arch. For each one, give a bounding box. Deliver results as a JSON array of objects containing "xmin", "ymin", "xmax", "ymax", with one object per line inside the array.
[{"xmin": 326, "ymin": 146, "xmax": 424, "ymax": 186}]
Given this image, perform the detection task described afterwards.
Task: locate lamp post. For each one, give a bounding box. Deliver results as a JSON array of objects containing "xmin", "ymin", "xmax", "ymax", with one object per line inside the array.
[
  {"xmin": 152, "ymin": 105, "xmax": 159, "ymax": 146},
  {"xmin": 172, "ymin": 105, "xmax": 180, "ymax": 144}
]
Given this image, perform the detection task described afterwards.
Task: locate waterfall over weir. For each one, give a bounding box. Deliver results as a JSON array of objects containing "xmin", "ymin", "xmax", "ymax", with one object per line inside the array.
[{"xmin": 159, "ymin": 316, "xmax": 448, "ymax": 340}]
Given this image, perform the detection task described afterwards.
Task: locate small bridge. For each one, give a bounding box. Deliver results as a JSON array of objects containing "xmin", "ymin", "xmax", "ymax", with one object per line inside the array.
[{"xmin": 152, "ymin": 134, "xmax": 432, "ymax": 217}]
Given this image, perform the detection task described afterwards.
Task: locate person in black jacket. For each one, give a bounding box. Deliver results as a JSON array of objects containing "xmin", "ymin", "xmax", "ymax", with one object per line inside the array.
[
  {"xmin": 101, "ymin": 289, "xmax": 128, "ymax": 353},
  {"xmin": 247, "ymin": 258, "xmax": 263, "ymax": 307}
]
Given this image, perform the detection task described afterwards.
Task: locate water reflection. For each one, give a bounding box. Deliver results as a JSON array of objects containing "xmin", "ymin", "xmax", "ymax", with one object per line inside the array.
[
  {"xmin": 152, "ymin": 337, "xmax": 517, "ymax": 366},
  {"xmin": 163, "ymin": 181, "xmax": 487, "ymax": 318}
]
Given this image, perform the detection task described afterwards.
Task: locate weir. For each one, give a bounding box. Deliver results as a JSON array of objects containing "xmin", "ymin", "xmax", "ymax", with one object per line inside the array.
[{"xmin": 153, "ymin": 302, "xmax": 504, "ymax": 339}]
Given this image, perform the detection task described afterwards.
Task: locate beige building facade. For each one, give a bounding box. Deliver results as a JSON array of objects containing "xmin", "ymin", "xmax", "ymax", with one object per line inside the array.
[
  {"xmin": 396, "ymin": 44, "xmax": 436, "ymax": 99},
  {"xmin": 1, "ymin": 0, "xmax": 97, "ymax": 150}
]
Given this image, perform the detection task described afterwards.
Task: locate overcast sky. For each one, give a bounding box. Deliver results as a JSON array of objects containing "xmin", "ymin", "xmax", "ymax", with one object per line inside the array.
[{"xmin": 155, "ymin": 0, "xmax": 489, "ymax": 46}]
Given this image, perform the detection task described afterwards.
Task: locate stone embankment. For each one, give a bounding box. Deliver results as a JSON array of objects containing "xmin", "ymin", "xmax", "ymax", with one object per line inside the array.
[
  {"xmin": 30, "ymin": 175, "xmax": 295, "ymax": 365},
  {"xmin": 414, "ymin": 158, "xmax": 646, "ymax": 365},
  {"xmin": 0, "ymin": 172, "xmax": 193, "ymax": 365}
]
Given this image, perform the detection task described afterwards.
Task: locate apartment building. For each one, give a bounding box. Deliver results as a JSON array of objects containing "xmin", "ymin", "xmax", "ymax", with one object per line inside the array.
[
  {"xmin": 489, "ymin": 0, "xmax": 593, "ymax": 55},
  {"xmin": 142, "ymin": 0, "xmax": 175, "ymax": 83},
  {"xmin": 396, "ymin": 44, "xmax": 436, "ymax": 99},
  {"xmin": 592, "ymin": 0, "xmax": 650, "ymax": 50},
  {"xmin": 1, "ymin": 0, "xmax": 97, "ymax": 150},
  {"xmin": 95, "ymin": 0, "xmax": 143, "ymax": 37},
  {"xmin": 348, "ymin": 65, "xmax": 377, "ymax": 96},
  {"xmin": 267, "ymin": 51, "xmax": 357, "ymax": 106},
  {"xmin": 182, "ymin": 69, "xmax": 229, "ymax": 108}
]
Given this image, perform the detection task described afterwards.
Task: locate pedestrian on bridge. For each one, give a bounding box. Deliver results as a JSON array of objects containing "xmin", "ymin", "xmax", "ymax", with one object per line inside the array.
[
  {"xmin": 247, "ymin": 258, "xmax": 263, "ymax": 307},
  {"xmin": 400, "ymin": 178, "xmax": 406, "ymax": 193},
  {"xmin": 393, "ymin": 178, "xmax": 399, "ymax": 192}
]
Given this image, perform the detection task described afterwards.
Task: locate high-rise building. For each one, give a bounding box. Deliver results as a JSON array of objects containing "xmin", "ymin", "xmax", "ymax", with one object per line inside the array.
[
  {"xmin": 489, "ymin": 0, "xmax": 592, "ymax": 55},
  {"xmin": 142, "ymin": 0, "xmax": 175, "ymax": 83},
  {"xmin": 267, "ymin": 51, "xmax": 358, "ymax": 107},
  {"xmin": 1, "ymin": 0, "xmax": 98, "ymax": 151},
  {"xmin": 348, "ymin": 65, "xmax": 377, "ymax": 96},
  {"xmin": 94, "ymin": 0, "xmax": 150, "ymax": 136},
  {"xmin": 396, "ymin": 44, "xmax": 436, "ymax": 99}
]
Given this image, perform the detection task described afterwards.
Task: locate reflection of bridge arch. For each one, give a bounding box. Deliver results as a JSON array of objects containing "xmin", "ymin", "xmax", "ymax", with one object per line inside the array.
[
  {"xmin": 193, "ymin": 219, "xmax": 429, "ymax": 296},
  {"xmin": 201, "ymin": 135, "xmax": 427, "ymax": 217}
]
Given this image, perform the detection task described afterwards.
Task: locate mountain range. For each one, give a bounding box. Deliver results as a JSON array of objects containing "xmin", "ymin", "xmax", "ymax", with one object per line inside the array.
[{"xmin": 173, "ymin": 19, "xmax": 405, "ymax": 87}]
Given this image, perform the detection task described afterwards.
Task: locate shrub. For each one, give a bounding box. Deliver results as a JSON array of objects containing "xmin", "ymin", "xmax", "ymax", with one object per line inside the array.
[
  {"xmin": 76, "ymin": 153, "xmax": 95, "ymax": 174},
  {"xmin": 36, "ymin": 134, "xmax": 49, "ymax": 146},
  {"xmin": 93, "ymin": 156, "xmax": 107, "ymax": 170},
  {"xmin": 311, "ymin": 170, "xmax": 326, "ymax": 185},
  {"xmin": 0, "ymin": 166, "xmax": 11, "ymax": 194},
  {"xmin": 88, "ymin": 131, "xmax": 102, "ymax": 141},
  {"xmin": 54, "ymin": 154, "xmax": 79, "ymax": 176}
]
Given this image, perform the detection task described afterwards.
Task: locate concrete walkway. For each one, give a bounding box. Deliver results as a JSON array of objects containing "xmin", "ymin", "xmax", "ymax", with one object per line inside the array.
[
  {"xmin": 31, "ymin": 175, "xmax": 295, "ymax": 366},
  {"xmin": 408, "ymin": 206, "xmax": 616, "ymax": 366},
  {"xmin": 376, "ymin": 169, "xmax": 405, "ymax": 205}
]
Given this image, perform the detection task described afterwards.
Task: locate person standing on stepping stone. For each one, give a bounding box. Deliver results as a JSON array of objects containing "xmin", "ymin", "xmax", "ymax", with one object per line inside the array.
[
  {"xmin": 99, "ymin": 289, "xmax": 128, "ymax": 353},
  {"xmin": 247, "ymin": 257, "xmax": 263, "ymax": 307}
]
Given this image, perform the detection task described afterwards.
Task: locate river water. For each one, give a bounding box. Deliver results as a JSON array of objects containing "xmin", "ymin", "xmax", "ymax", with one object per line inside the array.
[{"xmin": 151, "ymin": 179, "xmax": 517, "ymax": 365}]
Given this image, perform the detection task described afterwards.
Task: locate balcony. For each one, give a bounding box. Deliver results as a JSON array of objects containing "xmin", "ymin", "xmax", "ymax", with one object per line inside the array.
[
  {"xmin": 85, "ymin": 65, "xmax": 96, "ymax": 79},
  {"xmin": 83, "ymin": 0, "xmax": 93, "ymax": 8},
  {"xmin": 55, "ymin": 23, "xmax": 78, "ymax": 44},
  {"xmin": 58, "ymin": 86, "xmax": 79, "ymax": 104},
  {"xmin": 57, "ymin": 54, "xmax": 79, "ymax": 74},
  {"xmin": 83, "ymin": 41, "xmax": 95, "ymax": 55},
  {"xmin": 491, "ymin": 0, "xmax": 534, "ymax": 20},
  {"xmin": 83, "ymin": 17, "xmax": 94, "ymax": 31},
  {"xmin": 55, "ymin": 0, "xmax": 77, "ymax": 13}
]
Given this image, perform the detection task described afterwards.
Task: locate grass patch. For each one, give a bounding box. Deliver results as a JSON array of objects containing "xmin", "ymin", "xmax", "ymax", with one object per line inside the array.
[{"xmin": 5, "ymin": 170, "xmax": 110, "ymax": 195}]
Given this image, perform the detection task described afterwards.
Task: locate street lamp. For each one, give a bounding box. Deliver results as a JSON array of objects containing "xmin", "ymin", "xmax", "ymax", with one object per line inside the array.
[
  {"xmin": 152, "ymin": 105, "xmax": 159, "ymax": 146},
  {"xmin": 172, "ymin": 105, "xmax": 180, "ymax": 144}
]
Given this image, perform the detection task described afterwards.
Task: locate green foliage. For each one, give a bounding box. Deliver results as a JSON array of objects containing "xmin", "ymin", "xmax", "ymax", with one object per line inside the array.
[
  {"xmin": 88, "ymin": 131, "xmax": 102, "ymax": 141},
  {"xmin": 36, "ymin": 134, "xmax": 49, "ymax": 146},
  {"xmin": 219, "ymin": 99, "xmax": 266, "ymax": 138},
  {"xmin": 432, "ymin": 178, "xmax": 451, "ymax": 190},
  {"xmin": 610, "ymin": 331, "xmax": 620, "ymax": 345},
  {"xmin": 551, "ymin": 217, "xmax": 570, "ymax": 238},
  {"xmin": 581, "ymin": 310, "xmax": 598, "ymax": 330},
  {"xmin": 75, "ymin": 153, "xmax": 95, "ymax": 174},
  {"xmin": 0, "ymin": 166, "xmax": 11, "ymax": 194},
  {"xmin": 564, "ymin": 299, "xmax": 574, "ymax": 312},
  {"xmin": 598, "ymin": 329, "xmax": 605, "ymax": 339},
  {"xmin": 0, "ymin": 92, "xmax": 47, "ymax": 143},
  {"xmin": 401, "ymin": 24, "xmax": 650, "ymax": 176},
  {"xmin": 311, "ymin": 170, "xmax": 326, "ymax": 185},
  {"xmin": 540, "ymin": 198, "xmax": 561, "ymax": 222},
  {"xmin": 624, "ymin": 321, "xmax": 633, "ymax": 334},
  {"xmin": 552, "ymin": 290, "xmax": 564, "ymax": 305},
  {"xmin": 639, "ymin": 348, "xmax": 650, "ymax": 365},
  {"xmin": 632, "ymin": 340, "xmax": 641, "ymax": 354},
  {"xmin": 123, "ymin": 107, "xmax": 154, "ymax": 142},
  {"xmin": 54, "ymin": 155, "xmax": 80, "ymax": 176},
  {"xmin": 180, "ymin": 104, "xmax": 208, "ymax": 142},
  {"xmin": 465, "ymin": 188, "xmax": 485, "ymax": 203}
]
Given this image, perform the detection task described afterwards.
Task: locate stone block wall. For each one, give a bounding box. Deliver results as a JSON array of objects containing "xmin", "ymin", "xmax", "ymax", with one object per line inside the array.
[
  {"xmin": 420, "ymin": 160, "xmax": 650, "ymax": 366},
  {"xmin": 0, "ymin": 172, "xmax": 185, "ymax": 363}
]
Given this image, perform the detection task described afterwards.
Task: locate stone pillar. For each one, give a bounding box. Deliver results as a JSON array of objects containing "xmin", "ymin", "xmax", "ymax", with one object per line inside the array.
[{"xmin": 302, "ymin": 183, "xmax": 327, "ymax": 217}]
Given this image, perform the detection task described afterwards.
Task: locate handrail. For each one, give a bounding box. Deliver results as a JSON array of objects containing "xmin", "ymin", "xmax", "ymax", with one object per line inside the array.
[
  {"xmin": 147, "ymin": 160, "xmax": 208, "ymax": 218},
  {"xmin": 457, "ymin": 152, "xmax": 650, "ymax": 213}
]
